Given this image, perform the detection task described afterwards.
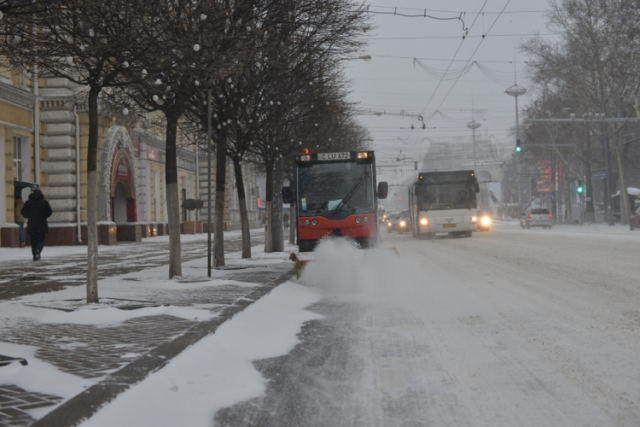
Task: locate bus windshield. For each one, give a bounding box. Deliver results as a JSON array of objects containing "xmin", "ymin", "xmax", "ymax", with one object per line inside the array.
[
  {"xmin": 298, "ymin": 162, "xmax": 374, "ymax": 217},
  {"xmin": 418, "ymin": 182, "xmax": 477, "ymax": 210}
]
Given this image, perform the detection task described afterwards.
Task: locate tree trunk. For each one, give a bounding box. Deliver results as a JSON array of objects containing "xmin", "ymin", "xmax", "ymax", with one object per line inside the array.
[
  {"xmin": 264, "ymin": 159, "xmax": 273, "ymax": 253},
  {"xmin": 214, "ymin": 131, "xmax": 227, "ymax": 267},
  {"xmin": 289, "ymin": 200, "xmax": 296, "ymax": 245},
  {"xmin": 232, "ymin": 158, "xmax": 251, "ymax": 259},
  {"xmin": 165, "ymin": 112, "xmax": 182, "ymax": 278},
  {"xmin": 564, "ymin": 174, "xmax": 573, "ymax": 224},
  {"xmin": 271, "ymin": 157, "xmax": 284, "ymax": 252},
  {"xmin": 615, "ymin": 101, "xmax": 631, "ymax": 225},
  {"xmin": 613, "ymin": 143, "xmax": 631, "ymax": 225},
  {"xmin": 86, "ymin": 86, "xmax": 100, "ymax": 303}
]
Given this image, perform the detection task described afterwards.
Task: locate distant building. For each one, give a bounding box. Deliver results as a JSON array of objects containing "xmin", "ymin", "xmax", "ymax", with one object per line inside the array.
[{"xmin": 421, "ymin": 136, "xmax": 507, "ymax": 209}]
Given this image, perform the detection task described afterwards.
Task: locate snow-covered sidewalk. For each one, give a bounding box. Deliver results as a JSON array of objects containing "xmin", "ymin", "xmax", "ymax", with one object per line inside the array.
[{"xmin": 0, "ymin": 236, "xmax": 306, "ymax": 427}]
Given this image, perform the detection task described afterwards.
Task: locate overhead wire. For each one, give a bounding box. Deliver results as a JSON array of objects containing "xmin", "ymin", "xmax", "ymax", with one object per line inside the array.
[
  {"xmin": 419, "ymin": 0, "xmax": 489, "ymax": 116},
  {"xmin": 372, "ymin": 33, "xmax": 555, "ymax": 40},
  {"xmin": 366, "ymin": 5, "xmax": 545, "ymax": 15},
  {"xmin": 428, "ymin": 0, "xmax": 513, "ymax": 116},
  {"xmin": 413, "ymin": 59, "xmax": 525, "ymax": 86}
]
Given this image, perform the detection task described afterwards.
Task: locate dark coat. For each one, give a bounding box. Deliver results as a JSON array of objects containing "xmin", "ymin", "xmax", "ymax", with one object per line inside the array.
[{"xmin": 21, "ymin": 191, "xmax": 53, "ymax": 234}]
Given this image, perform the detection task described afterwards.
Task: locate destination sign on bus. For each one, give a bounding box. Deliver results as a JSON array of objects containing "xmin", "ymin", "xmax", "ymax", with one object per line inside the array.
[
  {"xmin": 318, "ymin": 152, "xmax": 350, "ymax": 161},
  {"xmin": 419, "ymin": 171, "xmax": 474, "ymax": 184}
]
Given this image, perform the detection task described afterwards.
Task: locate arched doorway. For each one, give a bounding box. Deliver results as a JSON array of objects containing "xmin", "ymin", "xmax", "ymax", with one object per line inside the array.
[
  {"xmin": 99, "ymin": 126, "xmax": 140, "ymax": 242},
  {"xmin": 113, "ymin": 183, "xmax": 128, "ymax": 223},
  {"xmin": 110, "ymin": 152, "xmax": 137, "ymax": 224}
]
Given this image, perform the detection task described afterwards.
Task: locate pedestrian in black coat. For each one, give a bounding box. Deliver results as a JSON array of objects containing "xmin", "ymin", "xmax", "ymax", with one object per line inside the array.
[{"xmin": 20, "ymin": 189, "xmax": 53, "ymax": 261}]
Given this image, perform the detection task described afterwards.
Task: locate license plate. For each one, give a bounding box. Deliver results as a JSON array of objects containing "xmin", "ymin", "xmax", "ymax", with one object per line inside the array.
[
  {"xmin": 318, "ymin": 152, "xmax": 350, "ymax": 161},
  {"xmin": 443, "ymin": 223, "xmax": 456, "ymax": 228}
]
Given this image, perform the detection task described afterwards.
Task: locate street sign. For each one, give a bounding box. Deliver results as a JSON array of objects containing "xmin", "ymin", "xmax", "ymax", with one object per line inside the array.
[{"xmin": 593, "ymin": 171, "xmax": 606, "ymax": 178}]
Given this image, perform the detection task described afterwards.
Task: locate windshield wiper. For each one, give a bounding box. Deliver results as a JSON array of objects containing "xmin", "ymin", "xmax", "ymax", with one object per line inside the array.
[{"xmin": 332, "ymin": 174, "xmax": 367, "ymax": 214}]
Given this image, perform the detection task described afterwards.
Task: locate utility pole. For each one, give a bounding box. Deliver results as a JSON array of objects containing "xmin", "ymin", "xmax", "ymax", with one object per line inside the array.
[
  {"xmin": 506, "ymin": 85, "xmax": 526, "ymax": 214},
  {"xmin": 467, "ymin": 95, "xmax": 480, "ymax": 172},
  {"xmin": 207, "ymin": 88, "xmax": 213, "ymax": 276}
]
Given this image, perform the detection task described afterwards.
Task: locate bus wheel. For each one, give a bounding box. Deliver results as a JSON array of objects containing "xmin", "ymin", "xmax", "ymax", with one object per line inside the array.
[
  {"xmin": 465, "ymin": 231, "xmax": 472, "ymax": 237},
  {"xmin": 299, "ymin": 240, "xmax": 315, "ymax": 252}
]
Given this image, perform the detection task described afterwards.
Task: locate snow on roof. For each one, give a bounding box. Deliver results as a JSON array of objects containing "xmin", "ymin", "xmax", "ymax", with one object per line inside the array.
[{"xmin": 611, "ymin": 187, "xmax": 640, "ymax": 197}]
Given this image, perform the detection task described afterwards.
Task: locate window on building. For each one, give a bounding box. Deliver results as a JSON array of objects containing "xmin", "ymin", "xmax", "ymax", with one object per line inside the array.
[{"xmin": 13, "ymin": 136, "xmax": 25, "ymax": 181}]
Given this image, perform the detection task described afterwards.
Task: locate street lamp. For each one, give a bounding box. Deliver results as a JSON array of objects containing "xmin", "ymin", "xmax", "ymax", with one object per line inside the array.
[
  {"xmin": 466, "ymin": 120, "xmax": 480, "ymax": 171},
  {"xmin": 505, "ymin": 84, "xmax": 527, "ymax": 214}
]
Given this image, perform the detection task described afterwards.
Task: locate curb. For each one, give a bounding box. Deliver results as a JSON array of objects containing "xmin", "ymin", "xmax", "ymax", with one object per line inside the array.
[{"xmin": 30, "ymin": 269, "xmax": 295, "ymax": 427}]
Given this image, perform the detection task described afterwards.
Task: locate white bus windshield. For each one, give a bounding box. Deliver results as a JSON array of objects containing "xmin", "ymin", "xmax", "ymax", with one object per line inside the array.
[
  {"xmin": 298, "ymin": 162, "xmax": 374, "ymax": 217},
  {"xmin": 419, "ymin": 182, "xmax": 477, "ymax": 210}
]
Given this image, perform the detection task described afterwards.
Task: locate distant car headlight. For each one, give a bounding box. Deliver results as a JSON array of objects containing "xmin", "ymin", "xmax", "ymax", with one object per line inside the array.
[
  {"xmin": 480, "ymin": 216, "xmax": 491, "ymax": 226},
  {"xmin": 399, "ymin": 220, "xmax": 406, "ymax": 227},
  {"xmin": 471, "ymin": 216, "xmax": 478, "ymax": 223},
  {"xmin": 387, "ymin": 222, "xmax": 392, "ymax": 227},
  {"xmin": 420, "ymin": 218, "xmax": 428, "ymax": 226}
]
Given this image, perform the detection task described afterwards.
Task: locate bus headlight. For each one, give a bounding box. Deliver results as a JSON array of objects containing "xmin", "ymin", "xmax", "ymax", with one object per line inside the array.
[
  {"xmin": 304, "ymin": 219, "xmax": 310, "ymax": 225},
  {"xmin": 420, "ymin": 218, "xmax": 428, "ymax": 226},
  {"xmin": 355, "ymin": 217, "xmax": 362, "ymax": 224},
  {"xmin": 471, "ymin": 216, "xmax": 478, "ymax": 223},
  {"xmin": 480, "ymin": 216, "xmax": 491, "ymax": 226},
  {"xmin": 399, "ymin": 220, "xmax": 406, "ymax": 227},
  {"xmin": 363, "ymin": 217, "xmax": 369, "ymax": 222},
  {"xmin": 311, "ymin": 219, "xmax": 318, "ymax": 225}
]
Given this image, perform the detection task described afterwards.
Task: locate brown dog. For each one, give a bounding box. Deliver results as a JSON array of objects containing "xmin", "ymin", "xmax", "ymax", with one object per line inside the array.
[{"xmin": 289, "ymin": 253, "xmax": 310, "ymax": 279}]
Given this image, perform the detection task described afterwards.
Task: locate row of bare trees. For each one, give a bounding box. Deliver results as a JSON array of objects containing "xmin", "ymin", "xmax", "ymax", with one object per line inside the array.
[
  {"xmin": 1, "ymin": 0, "xmax": 372, "ymax": 302},
  {"xmin": 516, "ymin": 0, "xmax": 640, "ymax": 224}
]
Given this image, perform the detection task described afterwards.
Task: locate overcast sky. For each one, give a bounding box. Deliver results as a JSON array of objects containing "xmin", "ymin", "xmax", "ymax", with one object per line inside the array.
[{"xmin": 344, "ymin": 0, "xmax": 560, "ymax": 186}]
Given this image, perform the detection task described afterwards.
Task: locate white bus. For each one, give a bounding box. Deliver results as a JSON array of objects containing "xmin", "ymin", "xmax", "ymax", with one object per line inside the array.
[{"xmin": 408, "ymin": 170, "xmax": 480, "ymax": 239}]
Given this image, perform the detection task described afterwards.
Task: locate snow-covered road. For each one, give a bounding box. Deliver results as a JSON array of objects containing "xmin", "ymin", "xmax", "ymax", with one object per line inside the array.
[{"xmin": 216, "ymin": 223, "xmax": 640, "ymax": 426}]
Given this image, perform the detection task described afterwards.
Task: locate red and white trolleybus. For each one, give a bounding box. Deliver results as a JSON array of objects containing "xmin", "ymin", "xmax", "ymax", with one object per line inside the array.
[{"xmin": 282, "ymin": 150, "xmax": 388, "ymax": 252}]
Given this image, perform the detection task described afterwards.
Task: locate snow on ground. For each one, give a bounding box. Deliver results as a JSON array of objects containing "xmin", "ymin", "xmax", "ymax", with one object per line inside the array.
[
  {"xmin": 0, "ymin": 230, "xmax": 243, "ymax": 262},
  {"xmin": 2, "ymin": 223, "xmax": 639, "ymax": 426},
  {"xmin": 0, "ymin": 232, "xmax": 301, "ymax": 422},
  {"xmin": 78, "ymin": 282, "xmax": 323, "ymax": 427}
]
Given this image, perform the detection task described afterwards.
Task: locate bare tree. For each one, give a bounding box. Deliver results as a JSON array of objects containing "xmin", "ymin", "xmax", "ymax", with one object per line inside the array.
[
  {"xmin": 522, "ymin": 0, "xmax": 640, "ymax": 224},
  {"xmin": 113, "ymin": 0, "xmax": 257, "ymax": 274},
  {"xmin": 1, "ymin": 0, "xmax": 171, "ymax": 302}
]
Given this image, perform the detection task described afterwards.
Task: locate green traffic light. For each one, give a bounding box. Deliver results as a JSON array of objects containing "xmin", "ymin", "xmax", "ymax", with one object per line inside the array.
[
  {"xmin": 576, "ymin": 181, "xmax": 584, "ymax": 193},
  {"xmin": 515, "ymin": 139, "xmax": 522, "ymax": 153}
]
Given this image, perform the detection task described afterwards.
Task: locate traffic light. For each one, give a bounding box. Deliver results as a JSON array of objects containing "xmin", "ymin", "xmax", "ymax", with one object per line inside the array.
[
  {"xmin": 515, "ymin": 139, "xmax": 522, "ymax": 153},
  {"xmin": 576, "ymin": 180, "xmax": 584, "ymax": 194}
]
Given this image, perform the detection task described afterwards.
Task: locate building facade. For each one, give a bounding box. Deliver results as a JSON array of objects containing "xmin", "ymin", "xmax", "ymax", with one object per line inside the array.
[{"xmin": 0, "ymin": 67, "xmax": 260, "ymax": 248}]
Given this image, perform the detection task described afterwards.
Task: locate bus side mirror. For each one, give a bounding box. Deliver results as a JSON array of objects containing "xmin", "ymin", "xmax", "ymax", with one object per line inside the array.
[
  {"xmin": 282, "ymin": 187, "xmax": 293, "ymax": 204},
  {"xmin": 377, "ymin": 182, "xmax": 388, "ymax": 199}
]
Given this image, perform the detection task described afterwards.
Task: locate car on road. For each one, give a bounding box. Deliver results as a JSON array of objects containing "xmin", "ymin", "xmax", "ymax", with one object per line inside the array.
[
  {"xmin": 523, "ymin": 207, "xmax": 553, "ymax": 229},
  {"xmin": 630, "ymin": 206, "xmax": 640, "ymax": 230},
  {"xmin": 386, "ymin": 212, "xmax": 400, "ymax": 232},
  {"xmin": 397, "ymin": 210, "xmax": 410, "ymax": 233},
  {"xmin": 477, "ymin": 208, "xmax": 493, "ymax": 231}
]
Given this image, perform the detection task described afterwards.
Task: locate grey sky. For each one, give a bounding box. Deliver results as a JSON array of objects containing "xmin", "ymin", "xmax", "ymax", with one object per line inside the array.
[{"xmin": 344, "ymin": 0, "xmax": 559, "ymax": 185}]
